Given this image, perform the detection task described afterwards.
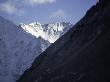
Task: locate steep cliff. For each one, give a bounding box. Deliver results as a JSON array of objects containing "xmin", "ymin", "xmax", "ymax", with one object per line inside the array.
[{"xmin": 17, "ymin": 0, "xmax": 110, "ymax": 82}]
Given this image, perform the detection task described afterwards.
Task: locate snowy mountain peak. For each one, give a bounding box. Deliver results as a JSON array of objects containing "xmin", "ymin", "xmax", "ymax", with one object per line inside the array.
[
  {"xmin": 20, "ymin": 22, "xmax": 73, "ymax": 43},
  {"xmin": 29, "ymin": 22, "xmax": 41, "ymax": 26}
]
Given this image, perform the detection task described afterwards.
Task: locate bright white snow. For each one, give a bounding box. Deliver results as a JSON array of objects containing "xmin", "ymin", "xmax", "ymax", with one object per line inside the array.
[{"xmin": 20, "ymin": 22, "xmax": 73, "ymax": 43}]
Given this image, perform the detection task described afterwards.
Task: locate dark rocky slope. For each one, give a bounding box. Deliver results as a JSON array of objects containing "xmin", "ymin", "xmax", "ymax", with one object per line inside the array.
[{"xmin": 17, "ymin": 0, "xmax": 110, "ymax": 82}]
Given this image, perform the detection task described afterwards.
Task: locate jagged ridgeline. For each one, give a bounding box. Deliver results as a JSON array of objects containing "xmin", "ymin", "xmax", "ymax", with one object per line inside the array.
[{"xmin": 17, "ymin": 0, "xmax": 110, "ymax": 82}]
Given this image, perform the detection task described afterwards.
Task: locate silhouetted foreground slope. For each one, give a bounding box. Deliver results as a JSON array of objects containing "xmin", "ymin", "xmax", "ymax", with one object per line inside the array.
[{"xmin": 17, "ymin": 0, "xmax": 110, "ymax": 82}]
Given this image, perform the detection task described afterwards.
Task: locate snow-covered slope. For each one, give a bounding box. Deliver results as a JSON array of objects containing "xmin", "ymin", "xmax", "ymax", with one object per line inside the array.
[
  {"xmin": 0, "ymin": 16, "xmax": 72, "ymax": 82},
  {"xmin": 20, "ymin": 22, "xmax": 73, "ymax": 43}
]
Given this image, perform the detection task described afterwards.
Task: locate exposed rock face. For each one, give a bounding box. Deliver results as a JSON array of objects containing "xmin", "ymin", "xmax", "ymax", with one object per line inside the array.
[
  {"xmin": 17, "ymin": 0, "xmax": 110, "ymax": 82},
  {"xmin": 0, "ymin": 16, "xmax": 50, "ymax": 82},
  {"xmin": 0, "ymin": 17, "xmax": 72, "ymax": 82}
]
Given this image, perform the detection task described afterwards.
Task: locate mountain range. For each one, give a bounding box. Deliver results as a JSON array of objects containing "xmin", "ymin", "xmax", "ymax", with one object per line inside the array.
[
  {"xmin": 17, "ymin": 0, "xmax": 110, "ymax": 82},
  {"xmin": 20, "ymin": 22, "xmax": 73, "ymax": 43},
  {"xmin": 0, "ymin": 17, "xmax": 72, "ymax": 82}
]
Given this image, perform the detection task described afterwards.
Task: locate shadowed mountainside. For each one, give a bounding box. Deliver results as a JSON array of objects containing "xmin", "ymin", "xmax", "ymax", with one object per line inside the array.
[{"xmin": 17, "ymin": 0, "xmax": 110, "ymax": 82}]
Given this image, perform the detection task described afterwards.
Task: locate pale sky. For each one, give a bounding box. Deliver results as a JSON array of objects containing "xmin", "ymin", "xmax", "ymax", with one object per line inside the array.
[{"xmin": 0, "ymin": 0, "xmax": 98, "ymax": 25}]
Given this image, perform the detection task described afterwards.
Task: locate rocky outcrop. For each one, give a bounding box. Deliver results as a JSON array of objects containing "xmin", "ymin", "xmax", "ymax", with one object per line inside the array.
[{"xmin": 17, "ymin": 0, "xmax": 110, "ymax": 82}]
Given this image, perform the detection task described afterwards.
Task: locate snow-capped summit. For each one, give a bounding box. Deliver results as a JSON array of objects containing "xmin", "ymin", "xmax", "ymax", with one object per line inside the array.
[
  {"xmin": 20, "ymin": 22, "xmax": 73, "ymax": 43},
  {"xmin": 29, "ymin": 22, "xmax": 41, "ymax": 26},
  {"xmin": 20, "ymin": 22, "xmax": 43, "ymax": 38}
]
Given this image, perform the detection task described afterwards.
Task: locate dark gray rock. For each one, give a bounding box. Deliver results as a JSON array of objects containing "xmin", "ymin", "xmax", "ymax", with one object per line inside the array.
[{"xmin": 17, "ymin": 0, "xmax": 110, "ymax": 82}]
